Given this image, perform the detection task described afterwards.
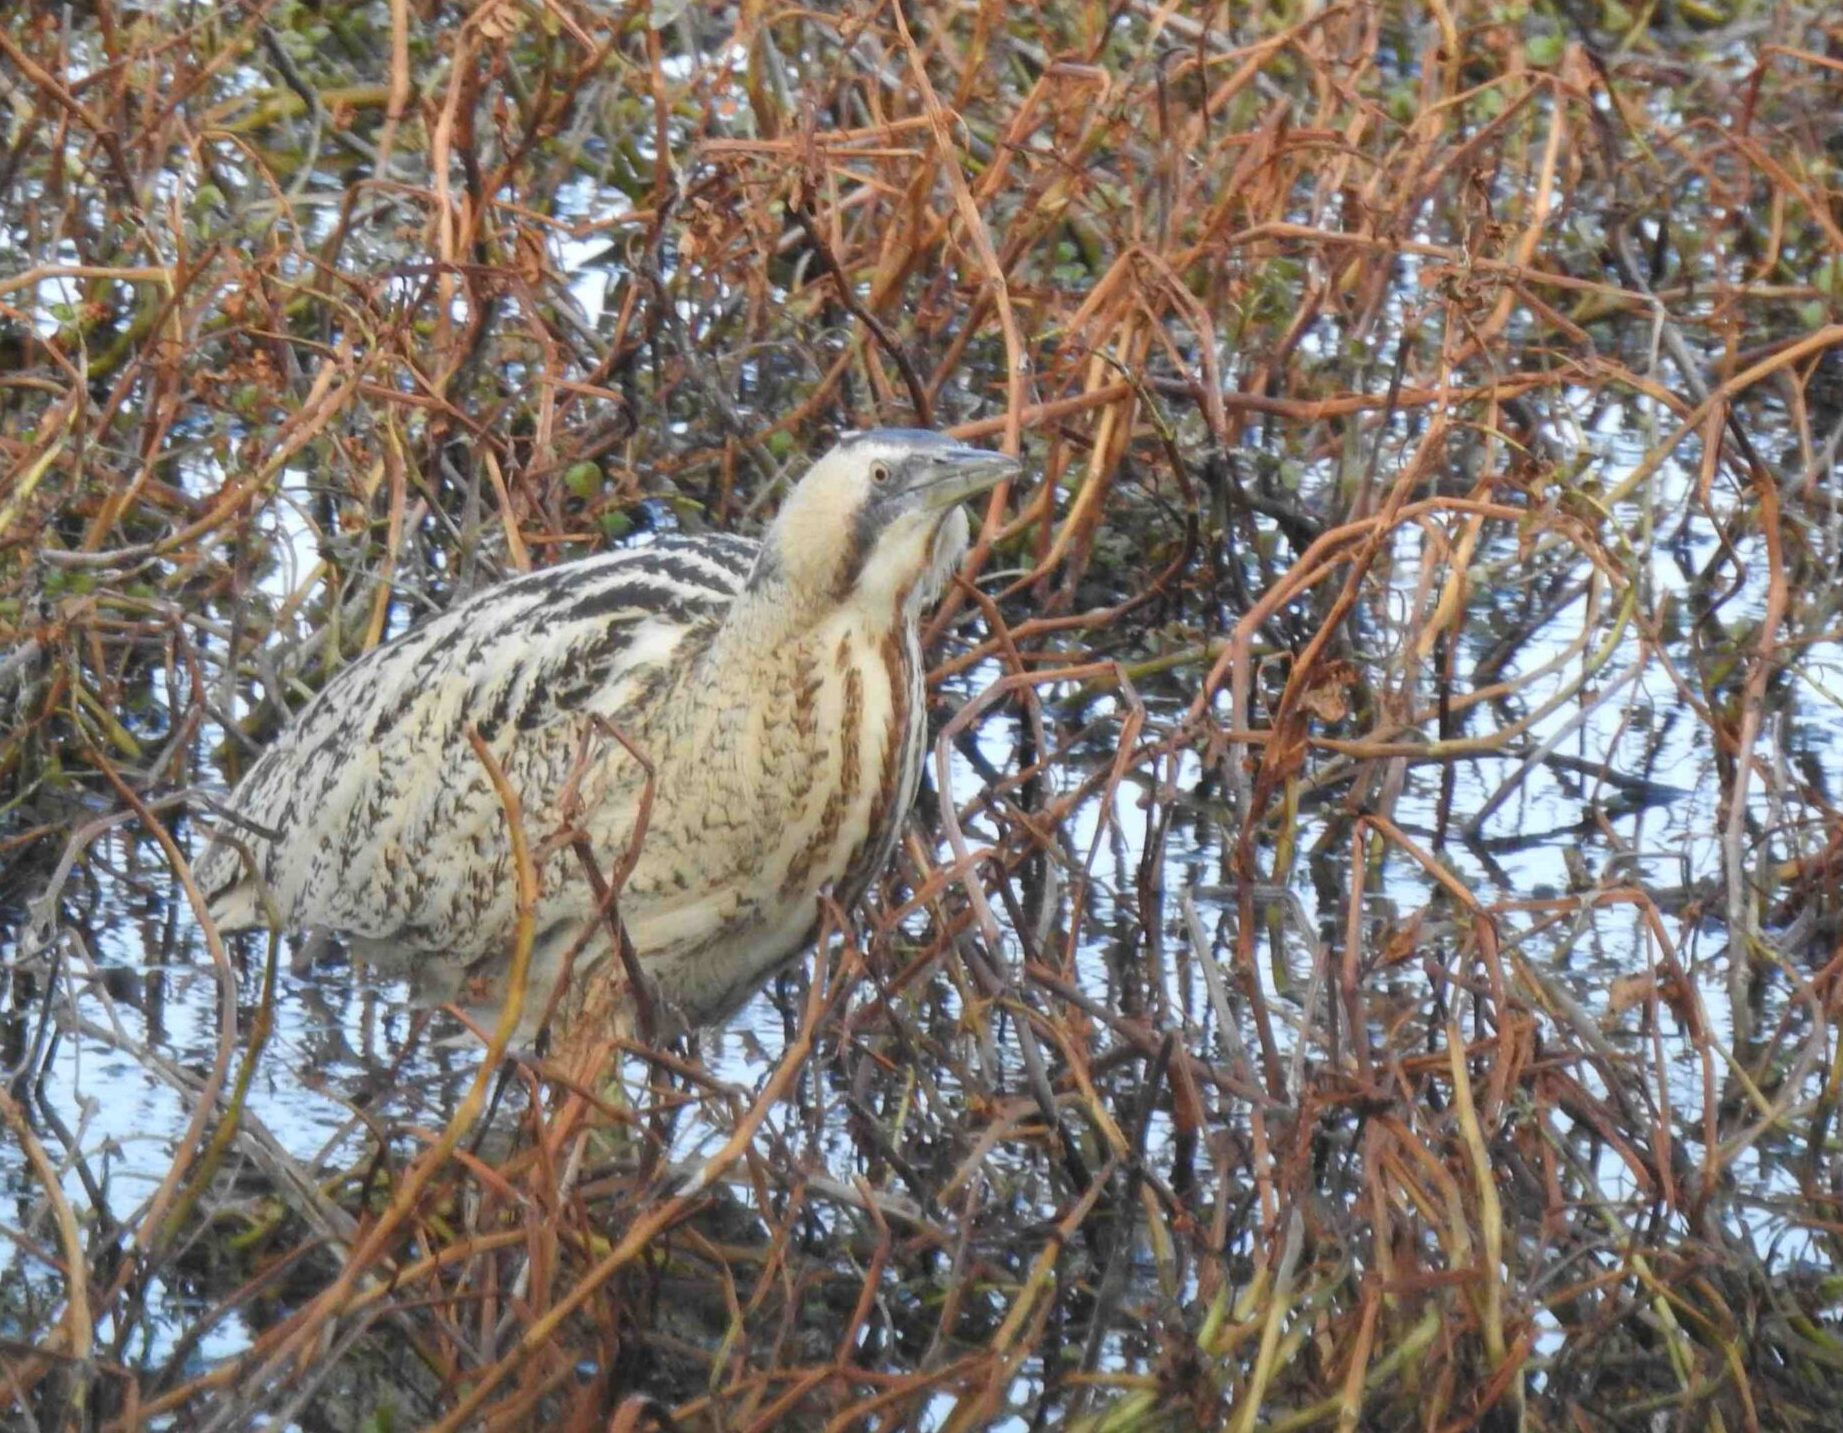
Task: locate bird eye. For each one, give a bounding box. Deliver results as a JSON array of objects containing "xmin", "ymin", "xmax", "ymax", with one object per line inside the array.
[{"xmin": 870, "ymin": 462, "xmax": 891, "ymax": 485}]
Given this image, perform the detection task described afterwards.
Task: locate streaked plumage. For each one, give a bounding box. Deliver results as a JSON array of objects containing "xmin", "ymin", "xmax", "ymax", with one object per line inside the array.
[{"xmin": 198, "ymin": 431, "xmax": 1017, "ymax": 1032}]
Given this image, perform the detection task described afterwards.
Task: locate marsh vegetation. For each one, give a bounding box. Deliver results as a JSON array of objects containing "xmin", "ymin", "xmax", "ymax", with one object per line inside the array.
[{"xmin": 5, "ymin": 0, "xmax": 1843, "ymax": 1428}]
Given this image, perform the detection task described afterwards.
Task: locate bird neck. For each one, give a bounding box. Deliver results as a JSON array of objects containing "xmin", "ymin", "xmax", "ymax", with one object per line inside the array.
[{"xmin": 710, "ymin": 568, "xmax": 842, "ymax": 670}]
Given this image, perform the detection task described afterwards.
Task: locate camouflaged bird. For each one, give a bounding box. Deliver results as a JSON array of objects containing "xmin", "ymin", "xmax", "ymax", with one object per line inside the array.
[{"xmin": 198, "ymin": 431, "xmax": 1018, "ymax": 1033}]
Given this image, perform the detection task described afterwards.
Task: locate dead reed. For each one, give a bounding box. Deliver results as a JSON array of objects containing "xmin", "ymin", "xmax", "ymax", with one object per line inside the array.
[{"xmin": 5, "ymin": 0, "xmax": 1843, "ymax": 1428}]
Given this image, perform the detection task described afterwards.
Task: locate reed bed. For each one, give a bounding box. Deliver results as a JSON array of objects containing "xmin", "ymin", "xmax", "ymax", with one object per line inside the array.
[{"xmin": 5, "ymin": 0, "xmax": 1843, "ymax": 1428}]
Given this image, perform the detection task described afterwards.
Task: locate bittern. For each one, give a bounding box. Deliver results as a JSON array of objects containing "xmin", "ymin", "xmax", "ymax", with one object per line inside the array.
[{"xmin": 198, "ymin": 430, "xmax": 1018, "ymax": 1032}]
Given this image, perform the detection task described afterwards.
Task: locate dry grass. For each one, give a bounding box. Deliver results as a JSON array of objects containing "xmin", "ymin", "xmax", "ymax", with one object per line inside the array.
[{"xmin": 6, "ymin": 0, "xmax": 1843, "ymax": 1428}]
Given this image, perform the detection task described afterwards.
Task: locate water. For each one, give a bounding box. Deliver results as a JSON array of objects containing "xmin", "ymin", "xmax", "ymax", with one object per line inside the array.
[{"xmin": 24, "ymin": 404, "xmax": 1823, "ymax": 1405}]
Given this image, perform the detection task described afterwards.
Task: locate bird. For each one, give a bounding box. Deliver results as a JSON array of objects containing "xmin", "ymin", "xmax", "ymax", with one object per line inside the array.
[{"xmin": 197, "ymin": 430, "xmax": 1018, "ymax": 1038}]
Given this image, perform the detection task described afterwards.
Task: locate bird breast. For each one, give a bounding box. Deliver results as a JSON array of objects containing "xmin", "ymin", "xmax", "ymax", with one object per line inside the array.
[{"xmin": 611, "ymin": 611, "xmax": 924, "ymax": 1021}]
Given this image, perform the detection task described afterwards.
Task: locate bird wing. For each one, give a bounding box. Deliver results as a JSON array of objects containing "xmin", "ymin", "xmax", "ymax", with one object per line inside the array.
[{"xmin": 199, "ymin": 534, "xmax": 759, "ymax": 946}]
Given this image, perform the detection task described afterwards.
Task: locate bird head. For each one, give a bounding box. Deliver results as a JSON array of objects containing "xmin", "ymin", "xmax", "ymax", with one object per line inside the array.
[{"xmin": 756, "ymin": 429, "xmax": 1020, "ymax": 623}]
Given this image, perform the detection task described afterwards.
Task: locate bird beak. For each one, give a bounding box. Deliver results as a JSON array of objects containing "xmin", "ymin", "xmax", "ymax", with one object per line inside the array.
[{"xmin": 913, "ymin": 445, "xmax": 1021, "ymax": 511}]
